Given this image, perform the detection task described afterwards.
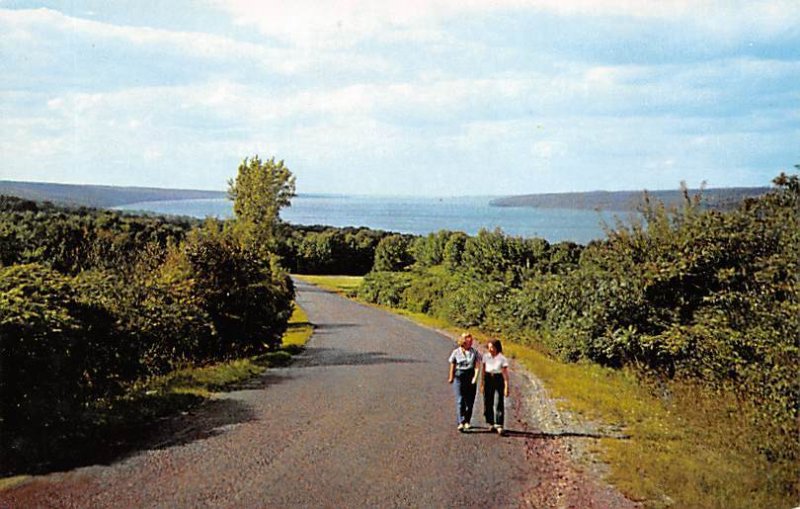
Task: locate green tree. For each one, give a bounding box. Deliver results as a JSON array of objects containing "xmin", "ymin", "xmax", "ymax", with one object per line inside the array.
[
  {"xmin": 412, "ymin": 230, "xmax": 452, "ymax": 267},
  {"xmin": 373, "ymin": 234, "xmax": 414, "ymax": 272},
  {"xmin": 176, "ymin": 223, "xmax": 294, "ymax": 356},
  {"xmin": 228, "ymin": 155, "xmax": 296, "ymax": 252},
  {"xmin": 442, "ymin": 231, "xmax": 468, "ymax": 272}
]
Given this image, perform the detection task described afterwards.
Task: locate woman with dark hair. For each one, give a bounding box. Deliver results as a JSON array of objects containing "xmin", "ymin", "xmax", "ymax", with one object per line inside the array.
[
  {"xmin": 448, "ymin": 332, "xmax": 482, "ymax": 432},
  {"xmin": 482, "ymin": 338, "xmax": 510, "ymax": 435}
]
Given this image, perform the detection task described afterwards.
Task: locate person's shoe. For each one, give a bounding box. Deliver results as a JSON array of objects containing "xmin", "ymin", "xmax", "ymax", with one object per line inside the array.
[
  {"xmin": 457, "ymin": 423, "xmax": 465, "ymax": 432},
  {"xmin": 463, "ymin": 423, "xmax": 471, "ymax": 431},
  {"xmin": 496, "ymin": 426, "xmax": 504, "ymax": 436}
]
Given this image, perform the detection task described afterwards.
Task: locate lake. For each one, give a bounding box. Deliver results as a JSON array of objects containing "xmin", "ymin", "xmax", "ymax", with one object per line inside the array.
[{"xmin": 116, "ymin": 195, "xmax": 634, "ymax": 244}]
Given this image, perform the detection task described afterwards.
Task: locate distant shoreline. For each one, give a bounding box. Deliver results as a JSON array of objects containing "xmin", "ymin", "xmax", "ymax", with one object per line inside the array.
[
  {"xmin": 490, "ymin": 187, "xmax": 770, "ymax": 212},
  {"xmin": 0, "ymin": 180, "xmax": 226, "ymax": 208},
  {"xmin": 1, "ymin": 179, "xmax": 771, "ymax": 213}
]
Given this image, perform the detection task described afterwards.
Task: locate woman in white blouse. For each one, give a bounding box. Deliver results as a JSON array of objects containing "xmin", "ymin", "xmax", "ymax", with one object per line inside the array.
[{"xmin": 481, "ymin": 338, "xmax": 510, "ymax": 435}]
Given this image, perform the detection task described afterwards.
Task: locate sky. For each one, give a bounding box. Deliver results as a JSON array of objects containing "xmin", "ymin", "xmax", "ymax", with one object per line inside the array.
[{"xmin": 1, "ymin": 1, "xmax": 798, "ymax": 196}]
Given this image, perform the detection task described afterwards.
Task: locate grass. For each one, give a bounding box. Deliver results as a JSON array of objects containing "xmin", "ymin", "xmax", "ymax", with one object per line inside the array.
[
  {"xmin": 282, "ymin": 303, "xmax": 313, "ymax": 348},
  {"xmin": 0, "ymin": 476, "xmax": 28, "ymax": 491},
  {"xmin": 299, "ymin": 275, "xmax": 797, "ymax": 509},
  {"xmin": 499, "ymin": 346, "xmax": 791, "ymax": 508},
  {"xmin": 504, "ymin": 345, "xmax": 797, "ymax": 509},
  {"xmin": 294, "ymin": 274, "xmax": 363, "ymax": 296}
]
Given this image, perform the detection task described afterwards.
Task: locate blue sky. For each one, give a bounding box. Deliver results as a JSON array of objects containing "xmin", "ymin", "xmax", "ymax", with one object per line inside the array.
[{"xmin": 1, "ymin": 0, "xmax": 798, "ymax": 195}]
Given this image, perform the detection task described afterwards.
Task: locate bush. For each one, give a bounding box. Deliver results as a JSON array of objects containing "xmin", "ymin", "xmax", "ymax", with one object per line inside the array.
[
  {"xmin": 176, "ymin": 226, "xmax": 295, "ymax": 357},
  {"xmin": 0, "ymin": 264, "xmax": 130, "ymax": 469},
  {"xmin": 373, "ymin": 234, "xmax": 415, "ymax": 272},
  {"xmin": 442, "ymin": 231, "xmax": 468, "ymax": 272},
  {"xmin": 412, "ymin": 231, "xmax": 453, "ymax": 267},
  {"xmin": 358, "ymin": 271, "xmax": 413, "ymax": 307},
  {"xmin": 0, "ymin": 196, "xmax": 299, "ymax": 474},
  {"xmin": 439, "ymin": 275, "xmax": 508, "ymax": 329},
  {"xmin": 401, "ymin": 267, "xmax": 451, "ymax": 315}
]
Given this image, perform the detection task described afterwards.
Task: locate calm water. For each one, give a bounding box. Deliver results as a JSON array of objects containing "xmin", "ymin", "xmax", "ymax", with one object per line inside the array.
[{"xmin": 116, "ymin": 195, "xmax": 632, "ymax": 244}]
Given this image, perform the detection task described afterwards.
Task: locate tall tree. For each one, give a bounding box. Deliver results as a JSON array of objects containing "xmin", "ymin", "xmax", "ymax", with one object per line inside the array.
[{"xmin": 228, "ymin": 155, "xmax": 296, "ymax": 252}]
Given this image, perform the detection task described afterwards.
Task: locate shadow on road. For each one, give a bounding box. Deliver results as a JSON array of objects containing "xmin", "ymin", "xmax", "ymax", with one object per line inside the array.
[
  {"xmin": 291, "ymin": 284, "xmax": 334, "ymax": 294},
  {"xmin": 3, "ymin": 371, "xmax": 294, "ymax": 477},
  {"xmin": 142, "ymin": 398, "xmax": 257, "ymax": 452},
  {"xmin": 295, "ymin": 347, "xmax": 420, "ymax": 367},
  {"xmin": 313, "ymin": 322, "xmax": 362, "ymax": 332},
  {"xmin": 222, "ymin": 371, "xmax": 294, "ymax": 391},
  {"xmin": 463, "ymin": 427, "xmax": 628, "ymax": 440},
  {"xmin": 114, "ymin": 370, "xmax": 297, "ymax": 455}
]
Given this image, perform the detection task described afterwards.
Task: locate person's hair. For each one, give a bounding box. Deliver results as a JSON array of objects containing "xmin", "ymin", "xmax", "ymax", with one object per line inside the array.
[
  {"xmin": 457, "ymin": 332, "xmax": 472, "ymax": 347},
  {"xmin": 488, "ymin": 338, "xmax": 503, "ymax": 354}
]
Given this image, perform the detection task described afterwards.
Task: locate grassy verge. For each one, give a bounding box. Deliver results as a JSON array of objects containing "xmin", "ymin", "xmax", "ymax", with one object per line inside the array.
[
  {"xmin": 281, "ymin": 303, "xmax": 313, "ymax": 349},
  {"xmin": 294, "ymin": 274, "xmax": 363, "ymax": 296},
  {"xmin": 299, "ymin": 275, "xmax": 796, "ymax": 509},
  {"xmin": 505, "ymin": 345, "xmax": 796, "ymax": 508}
]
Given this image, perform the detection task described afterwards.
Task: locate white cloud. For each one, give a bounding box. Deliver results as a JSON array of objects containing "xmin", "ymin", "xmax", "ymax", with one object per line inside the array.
[
  {"xmin": 211, "ymin": 0, "xmax": 800, "ymax": 47},
  {"xmin": 0, "ymin": 8, "xmax": 391, "ymax": 77},
  {"xmin": 1, "ymin": 3, "xmax": 796, "ymax": 194},
  {"xmin": 532, "ymin": 140, "xmax": 567, "ymax": 159}
]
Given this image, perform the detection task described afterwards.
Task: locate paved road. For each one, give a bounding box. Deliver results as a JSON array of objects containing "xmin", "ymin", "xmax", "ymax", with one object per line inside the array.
[{"xmin": 2, "ymin": 279, "xmax": 541, "ymax": 508}]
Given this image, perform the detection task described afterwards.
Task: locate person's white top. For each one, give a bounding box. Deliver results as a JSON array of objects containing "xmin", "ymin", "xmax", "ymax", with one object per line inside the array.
[{"xmin": 483, "ymin": 352, "xmax": 509, "ymax": 374}]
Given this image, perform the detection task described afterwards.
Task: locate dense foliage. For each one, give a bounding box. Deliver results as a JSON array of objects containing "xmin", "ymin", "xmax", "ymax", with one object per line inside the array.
[
  {"xmin": 280, "ymin": 225, "xmax": 390, "ymax": 275},
  {"xmin": 373, "ymin": 233, "xmax": 416, "ymax": 272},
  {"xmin": 358, "ymin": 175, "xmax": 799, "ymax": 482},
  {"xmin": 1, "ymin": 156, "xmax": 297, "ymax": 473},
  {"xmin": 228, "ymin": 155, "xmax": 296, "ymax": 254}
]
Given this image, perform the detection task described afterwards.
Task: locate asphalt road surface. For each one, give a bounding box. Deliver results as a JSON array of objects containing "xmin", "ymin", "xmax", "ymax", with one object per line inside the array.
[{"xmin": 1, "ymin": 279, "xmax": 635, "ymax": 508}]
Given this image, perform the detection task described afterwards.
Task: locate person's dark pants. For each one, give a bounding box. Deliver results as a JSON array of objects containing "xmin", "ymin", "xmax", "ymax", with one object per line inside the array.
[
  {"xmin": 453, "ymin": 370, "xmax": 476, "ymax": 425},
  {"xmin": 483, "ymin": 373, "xmax": 505, "ymax": 427}
]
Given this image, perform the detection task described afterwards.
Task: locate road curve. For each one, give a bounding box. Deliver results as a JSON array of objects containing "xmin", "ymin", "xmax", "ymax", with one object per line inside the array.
[{"xmin": 2, "ymin": 279, "xmax": 544, "ymax": 508}]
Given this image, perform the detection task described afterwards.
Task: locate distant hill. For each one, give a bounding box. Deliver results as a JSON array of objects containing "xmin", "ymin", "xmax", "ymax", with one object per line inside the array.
[
  {"xmin": 490, "ymin": 187, "xmax": 771, "ymax": 212},
  {"xmin": 0, "ymin": 180, "xmax": 226, "ymax": 208},
  {"xmin": 0, "ymin": 180, "xmax": 773, "ymax": 213}
]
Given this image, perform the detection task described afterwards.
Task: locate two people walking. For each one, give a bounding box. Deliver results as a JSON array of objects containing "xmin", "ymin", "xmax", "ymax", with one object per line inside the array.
[{"xmin": 448, "ymin": 332, "xmax": 510, "ymax": 435}]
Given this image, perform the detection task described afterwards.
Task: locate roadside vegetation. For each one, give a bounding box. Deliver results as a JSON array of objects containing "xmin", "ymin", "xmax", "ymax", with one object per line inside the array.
[
  {"xmin": 278, "ymin": 225, "xmax": 400, "ymax": 275},
  {"xmin": 2, "ymin": 158, "xmax": 796, "ymax": 507},
  {"xmin": 295, "ymin": 274, "xmax": 364, "ymax": 296},
  {"xmin": 0, "ymin": 155, "xmax": 300, "ymax": 475},
  {"xmin": 304, "ymin": 173, "xmax": 799, "ymax": 508}
]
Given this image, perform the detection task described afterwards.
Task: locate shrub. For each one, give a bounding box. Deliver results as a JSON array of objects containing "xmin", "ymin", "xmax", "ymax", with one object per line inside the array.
[
  {"xmin": 373, "ymin": 234, "xmax": 415, "ymax": 272},
  {"xmin": 0, "ymin": 264, "xmax": 128, "ymax": 469},
  {"xmin": 439, "ymin": 275, "xmax": 508, "ymax": 329},
  {"xmin": 442, "ymin": 231, "xmax": 468, "ymax": 272},
  {"xmin": 176, "ymin": 226, "xmax": 295, "ymax": 357},
  {"xmin": 401, "ymin": 267, "xmax": 451, "ymax": 315},
  {"xmin": 358, "ymin": 271, "xmax": 413, "ymax": 307}
]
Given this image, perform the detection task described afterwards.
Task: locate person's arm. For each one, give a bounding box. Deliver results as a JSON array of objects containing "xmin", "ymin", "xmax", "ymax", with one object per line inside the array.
[
  {"xmin": 448, "ymin": 362, "xmax": 455, "ymax": 384},
  {"xmin": 502, "ymin": 365, "xmax": 510, "ymax": 397},
  {"xmin": 472, "ymin": 358, "xmax": 481, "ymax": 385}
]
